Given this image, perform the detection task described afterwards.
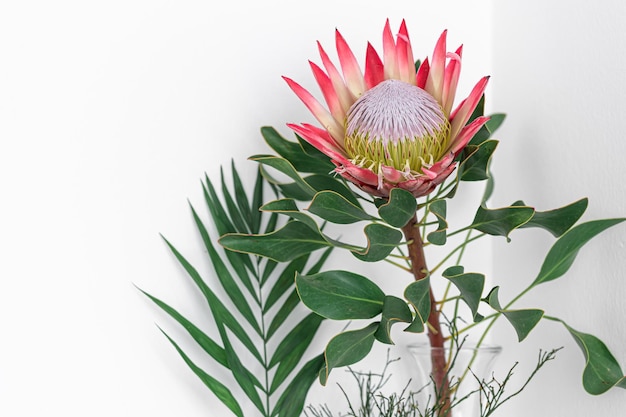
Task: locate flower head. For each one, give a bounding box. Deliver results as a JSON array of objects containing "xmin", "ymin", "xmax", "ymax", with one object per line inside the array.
[{"xmin": 284, "ymin": 20, "xmax": 490, "ymax": 198}]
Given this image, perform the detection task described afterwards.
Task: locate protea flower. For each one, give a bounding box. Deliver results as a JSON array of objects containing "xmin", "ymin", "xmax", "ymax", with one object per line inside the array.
[{"xmin": 284, "ymin": 20, "xmax": 490, "ymax": 198}]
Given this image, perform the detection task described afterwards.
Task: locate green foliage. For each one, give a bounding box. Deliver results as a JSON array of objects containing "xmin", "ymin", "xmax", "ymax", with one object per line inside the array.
[
  {"xmin": 308, "ymin": 191, "xmax": 376, "ymax": 224},
  {"xmin": 319, "ymin": 323, "xmax": 380, "ymax": 386},
  {"xmin": 470, "ymin": 203, "xmax": 535, "ymax": 239},
  {"xmin": 295, "ymin": 270, "xmax": 385, "ymax": 320},
  {"xmin": 531, "ymin": 218, "xmax": 626, "ymax": 287},
  {"xmin": 374, "ymin": 296, "xmax": 413, "ymax": 344},
  {"xmin": 143, "ymin": 165, "xmax": 331, "ymax": 417},
  {"xmin": 442, "ymin": 266, "xmax": 485, "ymax": 321},
  {"xmin": 403, "ymin": 277, "xmax": 432, "ymax": 333},
  {"xmin": 484, "ymin": 287, "xmax": 544, "ymax": 342},
  {"xmin": 378, "ymin": 188, "xmax": 418, "ymax": 228},
  {"xmin": 217, "ymin": 127, "xmax": 625, "ymax": 399},
  {"xmin": 559, "ymin": 320, "xmax": 626, "ymax": 394}
]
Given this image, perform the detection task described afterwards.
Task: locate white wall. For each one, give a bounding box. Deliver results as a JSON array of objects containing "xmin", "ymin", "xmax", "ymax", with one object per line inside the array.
[
  {"xmin": 490, "ymin": 0, "xmax": 626, "ymax": 415},
  {"xmin": 1, "ymin": 0, "xmax": 623, "ymax": 416},
  {"xmin": 0, "ymin": 1, "xmax": 493, "ymax": 416}
]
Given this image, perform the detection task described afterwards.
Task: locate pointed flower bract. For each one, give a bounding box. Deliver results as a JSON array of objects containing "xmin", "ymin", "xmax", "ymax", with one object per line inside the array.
[{"xmin": 284, "ymin": 20, "xmax": 490, "ymax": 198}]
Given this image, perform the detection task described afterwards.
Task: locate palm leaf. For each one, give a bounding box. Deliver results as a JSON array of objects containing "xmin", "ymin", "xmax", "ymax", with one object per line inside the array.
[{"xmin": 145, "ymin": 162, "xmax": 329, "ymax": 416}]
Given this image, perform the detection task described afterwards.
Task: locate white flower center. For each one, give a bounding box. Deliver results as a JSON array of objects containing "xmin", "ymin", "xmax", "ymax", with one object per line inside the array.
[{"xmin": 344, "ymin": 79, "xmax": 450, "ymax": 175}]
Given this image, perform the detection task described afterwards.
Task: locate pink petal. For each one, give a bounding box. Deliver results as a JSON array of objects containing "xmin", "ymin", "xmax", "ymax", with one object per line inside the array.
[
  {"xmin": 449, "ymin": 76, "xmax": 490, "ymax": 143},
  {"xmin": 416, "ymin": 57, "xmax": 429, "ymax": 89},
  {"xmin": 429, "ymin": 152, "xmax": 455, "ymax": 172},
  {"xmin": 287, "ymin": 123, "xmax": 348, "ymax": 161},
  {"xmin": 398, "ymin": 177, "xmax": 432, "ymax": 198},
  {"xmin": 283, "ymin": 76, "xmax": 344, "ymax": 143},
  {"xmin": 364, "ymin": 42, "xmax": 384, "ymax": 89},
  {"xmin": 335, "ymin": 29, "xmax": 366, "ymax": 97},
  {"xmin": 396, "ymin": 19, "xmax": 416, "ymax": 84},
  {"xmin": 425, "ymin": 30, "xmax": 447, "ymax": 104},
  {"xmin": 309, "ymin": 61, "xmax": 345, "ymax": 122},
  {"xmin": 421, "ymin": 167, "xmax": 439, "ymax": 180},
  {"xmin": 338, "ymin": 162, "xmax": 379, "ymax": 187},
  {"xmin": 448, "ymin": 116, "xmax": 490, "ymax": 155},
  {"xmin": 382, "ymin": 19, "xmax": 399, "ymax": 79},
  {"xmin": 441, "ymin": 47, "xmax": 462, "ymax": 116},
  {"xmin": 317, "ymin": 41, "xmax": 355, "ymax": 112},
  {"xmin": 381, "ymin": 164, "xmax": 403, "ymax": 183}
]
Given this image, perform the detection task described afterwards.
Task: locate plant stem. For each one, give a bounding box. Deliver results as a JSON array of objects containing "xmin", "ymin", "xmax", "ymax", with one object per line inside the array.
[{"xmin": 401, "ymin": 214, "xmax": 451, "ymax": 417}]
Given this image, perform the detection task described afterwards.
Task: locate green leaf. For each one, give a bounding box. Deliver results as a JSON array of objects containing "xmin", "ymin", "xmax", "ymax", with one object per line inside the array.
[
  {"xmin": 404, "ymin": 277, "xmax": 431, "ymax": 333},
  {"xmin": 220, "ymin": 166, "xmax": 250, "ymax": 234},
  {"xmin": 220, "ymin": 220, "xmax": 329, "ymax": 262},
  {"xmin": 273, "ymin": 354, "xmax": 325, "ymax": 417},
  {"xmin": 162, "ymin": 237, "xmax": 263, "ymax": 362},
  {"xmin": 261, "ymin": 198, "xmax": 320, "ymax": 233},
  {"xmin": 218, "ymin": 328, "xmax": 265, "ymax": 414},
  {"xmin": 250, "ymin": 166, "xmax": 264, "ymax": 234},
  {"xmin": 374, "ymin": 296, "xmax": 413, "ymax": 344},
  {"xmin": 263, "ymin": 255, "xmax": 308, "ymax": 313},
  {"xmin": 485, "ymin": 287, "xmax": 543, "ymax": 342},
  {"xmin": 561, "ymin": 322, "xmax": 626, "ymax": 395},
  {"xmin": 231, "ymin": 161, "xmax": 255, "ymax": 231},
  {"xmin": 295, "ymin": 270, "xmax": 385, "ymax": 320},
  {"xmin": 532, "ymin": 218, "xmax": 626, "ymax": 287},
  {"xmin": 191, "ymin": 205, "xmax": 262, "ymax": 336},
  {"xmin": 308, "ymin": 191, "xmax": 376, "ymax": 224},
  {"xmin": 485, "ymin": 113, "xmax": 506, "ymax": 135},
  {"xmin": 426, "ymin": 199, "xmax": 448, "ymax": 246},
  {"xmin": 319, "ymin": 323, "xmax": 379, "ymax": 385},
  {"xmin": 378, "ymin": 188, "xmax": 417, "ymax": 228},
  {"xmin": 266, "ymin": 289, "xmax": 300, "ymax": 340},
  {"xmin": 304, "ymin": 174, "xmax": 361, "ymax": 206},
  {"xmin": 442, "ymin": 266, "xmax": 485, "ymax": 320},
  {"xmin": 470, "ymin": 204, "xmax": 535, "ymax": 239},
  {"xmin": 261, "ymin": 126, "xmax": 334, "ymax": 174},
  {"xmin": 251, "ymin": 154, "xmax": 317, "ymax": 199},
  {"xmin": 352, "ymin": 223, "xmax": 403, "ymax": 262},
  {"xmin": 269, "ymin": 313, "xmax": 324, "ymax": 392},
  {"xmin": 203, "ymin": 173, "xmax": 237, "ymax": 236},
  {"xmin": 459, "ymin": 140, "xmax": 498, "ymax": 182},
  {"xmin": 481, "ymin": 171, "xmax": 495, "ymax": 204},
  {"xmin": 275, "ymin": 180, "xmax": 318, "ymax": 201},
  {"xmin": 159, "ymin": 329, "xmax": 244, "ymax": 417},
  {"xmin": 202, "ymin": 176, "xmax": 257, "ymax": 293},
  {"xmin": 520, "ymin": 198, "xmax": 588, "ymax": 237},
  {"xmin": 266, "ymin": 247, "xmax": 333, "ymax": 340},
  {"xmin": 140, "ymin": 289, "xmax": 227, "ymax": 368}
]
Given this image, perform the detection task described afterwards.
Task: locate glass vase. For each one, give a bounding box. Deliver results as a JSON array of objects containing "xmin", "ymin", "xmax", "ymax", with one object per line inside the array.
[{"xmin": 406, "ymin": 343, "xmax": 502, "ymax": 417}]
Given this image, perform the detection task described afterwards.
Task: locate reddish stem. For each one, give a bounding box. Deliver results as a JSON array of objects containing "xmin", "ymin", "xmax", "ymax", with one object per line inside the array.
[{"xmin": 402, "ymin": 214, "xmax": 451, "ymax": 416}]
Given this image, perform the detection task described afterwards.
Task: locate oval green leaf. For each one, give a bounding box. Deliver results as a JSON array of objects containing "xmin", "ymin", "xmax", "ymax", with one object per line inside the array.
[
  {"xmin": 442, "ymin": 266, "xmax": 485, "ymax": 320},
  {"xmin": 308, "ymin": 190, "xmax": 375, "ymax": 224},
  {"xmin": 459, "ymin": 140, "xmax": 498, "ymax": 182},
  {"xmin": 319, "ymin": 323, "xmax": 379, "ymax": 385},
  {"xmin": 404, "ymin": 276, "xmax": 431, "ymax": 333},
  {"xmin": 374, "ymin": 295, "xmax": 413, "ymax": 344},
  {"xmin": 378, "ymin": 188, "xmax": 417, "ymax": 228},
  {"xmin": 295, "ymin": 270, "xmax": 385, "ymax": 320},
  {"xmin": 519, "ymin": 198, "xmax": 588, "ymax": 237},
  {"xmin": 219, "ymin": 221, "xmax": 329, "ymax": 262},
  {"xmin": 532, "ymin": 218, "xmax": 626, "ymax": 287},
  {"xmin": 471, "ymin": 204, "xmax": 535, "ymax": 239},
  {"xmin": 352, "ymin": 223, "xmax": 403, "ymax": 262},
  {"xmin": 562, "ymin": 321, "xmax": 626, "ymax": 395},
  {"xmin": 485, "ymin": 287, "xmax": 543, "ymax": 341}
]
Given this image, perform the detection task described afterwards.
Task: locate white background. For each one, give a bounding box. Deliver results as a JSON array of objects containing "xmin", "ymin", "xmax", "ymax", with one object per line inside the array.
[{"xmin": 0, "ymin": 0, "xmax": 624, "ymax": 416}]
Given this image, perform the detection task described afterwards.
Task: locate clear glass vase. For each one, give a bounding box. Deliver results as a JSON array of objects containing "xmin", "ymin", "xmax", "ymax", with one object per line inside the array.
[{"xmin": 406, "ymin": 343, "xmax": 502, "ymax": 417}]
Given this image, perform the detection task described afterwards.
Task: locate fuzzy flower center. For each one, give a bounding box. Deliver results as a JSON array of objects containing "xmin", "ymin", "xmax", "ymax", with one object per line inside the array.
[{"xmin": 344, "ymin": 79, "xmax": 450, "ymax": 176}]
